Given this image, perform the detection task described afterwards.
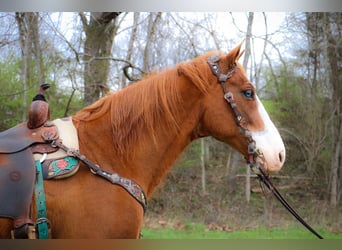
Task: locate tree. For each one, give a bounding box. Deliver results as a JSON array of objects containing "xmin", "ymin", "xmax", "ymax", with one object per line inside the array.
[
  {"xmin": 79, "ymin": 12, "xmax": 121, "ymax": 106},
  {"xmin": 121, "ymin": 12, "xmax": 140, "ymax": 88},
  {"xmin": 302, "ymin": 13, "xmax": 342, "ymax": 207},
  {"xmin": 0, "ymin": 13, "xmax": 84, "ymax": 129},
  {"xmin": 320, "ymin": 12, "xmax": 342, "ymax": 207},
  {"xmin": 242, "ymin": 12, "xmax": 254, "ymax": 203},
  {"xmin": 15, "ymin": 12, "xmax": 43, "ymax": 121},
  {"xmin": 264, "ymin": 12, "xmax": 342, "ymax": 208},
  {"xmin": 143, "ymin": 12, "xmax": 162, "ymax": 72}
]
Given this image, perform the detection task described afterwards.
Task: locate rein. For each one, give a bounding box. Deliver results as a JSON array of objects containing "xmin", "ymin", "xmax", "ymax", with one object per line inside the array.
[{"xmin": 207, "ymin": 55, "xmax": 324, "ymax": 239}]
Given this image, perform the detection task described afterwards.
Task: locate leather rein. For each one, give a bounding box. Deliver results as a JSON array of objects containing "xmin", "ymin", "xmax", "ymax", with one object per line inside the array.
[{"xmin": 207, "ymin": 55, "xmax": 323, "ymax": 239}]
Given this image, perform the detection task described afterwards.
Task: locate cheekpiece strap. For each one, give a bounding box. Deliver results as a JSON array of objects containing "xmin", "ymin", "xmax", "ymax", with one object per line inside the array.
[{"xmin": 207, "ymin": 55, "xmax": 236, "ymax": 83}]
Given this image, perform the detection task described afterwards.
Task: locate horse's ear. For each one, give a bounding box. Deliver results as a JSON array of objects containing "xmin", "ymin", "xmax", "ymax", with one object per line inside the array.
[{"xmin": 225, "ymin": 41, "xmax": 245, "ymax": 66}]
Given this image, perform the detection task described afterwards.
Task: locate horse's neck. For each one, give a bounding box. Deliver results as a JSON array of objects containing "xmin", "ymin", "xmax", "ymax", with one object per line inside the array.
[
  {"xmin": 75, "ymin": 78, "xmax": 204, "ymax": 197},
  {"xmin": 132, "ymin": 80, "xmax": 204, "ymax": 196}
]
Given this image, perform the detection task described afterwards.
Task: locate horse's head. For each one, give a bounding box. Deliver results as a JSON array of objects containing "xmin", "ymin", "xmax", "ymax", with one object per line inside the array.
[{"xmin": 190, "ymin": 43, "xmax": 285, "ymax": 173}]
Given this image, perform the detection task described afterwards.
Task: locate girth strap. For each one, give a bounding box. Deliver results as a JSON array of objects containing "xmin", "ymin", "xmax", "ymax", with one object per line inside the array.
[
  {"xmin": 34, "ymin": 159, "xmax": 50, "ymax": 239},
  {"xmin": 52, "ymin": 139, "xmax": 147, "ymax": 212}
]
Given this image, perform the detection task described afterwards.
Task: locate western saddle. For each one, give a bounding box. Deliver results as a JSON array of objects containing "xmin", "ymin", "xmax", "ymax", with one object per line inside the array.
[
  {"xmin": 1, "ymin": 85, "xmax": 147, "ymax": 239},
  {"xmin": 0, "ymin": 89, "xmax": 79, "ymax": 239}
]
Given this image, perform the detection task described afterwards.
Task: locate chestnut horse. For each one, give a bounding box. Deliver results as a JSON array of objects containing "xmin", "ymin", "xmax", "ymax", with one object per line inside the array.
[{"xmin": 0, "ymin": 43, "xmax": 285, "ymax": 238}]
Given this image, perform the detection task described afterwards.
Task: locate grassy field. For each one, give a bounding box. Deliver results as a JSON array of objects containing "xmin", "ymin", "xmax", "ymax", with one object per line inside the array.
[{"xmin": 141, "ymin": 223, "xmax": 342, "ymax": 239}]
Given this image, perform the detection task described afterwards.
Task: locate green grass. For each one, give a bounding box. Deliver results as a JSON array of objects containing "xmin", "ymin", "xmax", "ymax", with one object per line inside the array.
[{"xmin": 141, "ymin": 224, "xmax": 342, "ymax": 239}]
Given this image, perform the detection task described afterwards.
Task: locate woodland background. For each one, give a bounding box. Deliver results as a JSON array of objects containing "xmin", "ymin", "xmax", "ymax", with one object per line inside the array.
[{"xmin": 0, "ymin": 12, "xmax": 341, "ymax": 232}]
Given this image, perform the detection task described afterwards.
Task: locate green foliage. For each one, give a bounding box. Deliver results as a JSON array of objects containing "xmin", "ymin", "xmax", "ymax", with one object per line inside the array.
[
  {"xmin": 0, "ymin": 54, "xmax": 83, "ymax": 130},
  {"xmin": 177, "ymin": 141, "xmax": 202, "ymax": 169},
  {"xmin": 262, "ymin": 99, "xmax": 286, "ymax": 122},
  {"xmin": 45, "ymin": 85, "xmax": 83, "ymax": 119},
  {"xmin": 0, "ymin": 57, "xmax": 24, "ymax": 129},
  {"xmin": 261, "ymin": 61, "xmax": 332, "ymax": 178}
]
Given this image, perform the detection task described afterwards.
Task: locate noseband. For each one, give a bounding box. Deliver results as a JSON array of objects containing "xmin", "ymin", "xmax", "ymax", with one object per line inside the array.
[{"xmin": 207, "ymin": 55, "xmax": 323, "ymax": 239}]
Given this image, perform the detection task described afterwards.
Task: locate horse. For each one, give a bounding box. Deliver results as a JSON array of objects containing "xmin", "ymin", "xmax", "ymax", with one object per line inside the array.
[{"xmin": 0, "ymin": 43, "xmax": 285, "ymax": 238}]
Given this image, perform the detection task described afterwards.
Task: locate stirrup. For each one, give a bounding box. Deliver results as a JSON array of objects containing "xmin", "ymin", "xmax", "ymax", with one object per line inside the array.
[{"xmin": 11, "ymin": 223, "xmax": 37, "ymax": 239}]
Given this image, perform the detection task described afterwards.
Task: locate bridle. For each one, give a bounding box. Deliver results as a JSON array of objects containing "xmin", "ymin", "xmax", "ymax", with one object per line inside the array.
[
  {"xmin": 207, "ymin": 55, "xmax": 324, "ymax": 239},
  {"xmin": 207, "ymin": 55, "xmax": 263, "ymax": 166}
]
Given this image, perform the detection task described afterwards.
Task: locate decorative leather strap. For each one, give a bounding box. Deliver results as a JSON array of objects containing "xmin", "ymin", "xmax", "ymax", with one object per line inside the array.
[{"xmin": 52, "ymin": 139, "xmax": 147, "ymax": 212}]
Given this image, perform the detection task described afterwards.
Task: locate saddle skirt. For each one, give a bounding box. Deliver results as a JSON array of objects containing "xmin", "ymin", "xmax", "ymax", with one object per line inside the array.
[
  {"xmin": 0, "ymin": 117, "xmax": 79, "ymax": 220},
  {"xmin": 34, "ymin": 117, "xmax": 80, "ymax": 179}
]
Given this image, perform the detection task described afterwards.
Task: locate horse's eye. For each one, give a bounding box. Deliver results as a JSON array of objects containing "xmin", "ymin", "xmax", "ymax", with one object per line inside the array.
[{"xmin": 242, "ymin": 89, "xmax": 254, "ymax": 100}]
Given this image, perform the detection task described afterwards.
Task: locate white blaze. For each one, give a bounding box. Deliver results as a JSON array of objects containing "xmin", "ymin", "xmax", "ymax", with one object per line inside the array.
[{"xmin": 251, "ymin": 97, "xmax": 286, "ymax": 172}]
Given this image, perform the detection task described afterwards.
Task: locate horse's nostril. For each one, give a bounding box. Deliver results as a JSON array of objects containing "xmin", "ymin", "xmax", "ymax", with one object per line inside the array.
[{"xmin": 279, "ymin": 150, "xmax": 285, "ymax": 164}]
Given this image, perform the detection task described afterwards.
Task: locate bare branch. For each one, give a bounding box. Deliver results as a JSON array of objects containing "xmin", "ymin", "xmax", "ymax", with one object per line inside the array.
[{"xmin": 79, "ymin": 12, "xmax": 88, "ymax": 30}]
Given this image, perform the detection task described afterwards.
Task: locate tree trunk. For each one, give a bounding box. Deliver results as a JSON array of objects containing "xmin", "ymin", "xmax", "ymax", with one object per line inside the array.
[
  {"xmin": 322, "ymin": 13, "xmax": 342, "ymax": 207},
  {"xmin": 121, "ymin": 12, "xmax": 140, "ymax": 89},
  {"xmin": 80, "ymin": 12, "xmax": 121, "ymax": 106},
  {"xmin": 227, "ymin": 151, "xmax": 240, "ymax": 194},
  {"xmin": 15, "ymin": 12, "xmax": 44, "ymax": 121},
  {"xmin": 243, "ymin": 12, "xmax": 254, "ymax": 203},
  {"xmin": 15, "ymin": 13, "xmax": 32, "ymax": 122},
  {"xmin": 30, "ymin": 13, "xmax": 43, "ymax": 84},
  {"xmin": 330, "ymin": 119, "xmax": 342, "ymax": 207},
  {"xmin": 242, "ymin": 12, "xmax": 253, "ymax": 70},
  {"xmin": 245, "ymin": 164, "xmax": 251, "ymax": 203},
  {"xmin": 201, "ymin": 138, "xmax": 206, "ymax": 195},
  {"xmin": 143, "ymin": 12, "xmax": 162, "ymax": 72}
]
